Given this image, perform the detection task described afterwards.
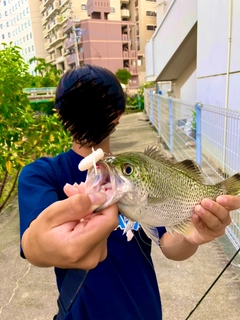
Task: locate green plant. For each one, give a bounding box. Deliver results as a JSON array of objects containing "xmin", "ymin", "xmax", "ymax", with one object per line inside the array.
[
  {"xmin": 115, "ymin": 69, "xmax": 132, "ymax": 85},
  {"xmin": 0, "ymin": 43, "xmax": 71, "ymax": 212}
]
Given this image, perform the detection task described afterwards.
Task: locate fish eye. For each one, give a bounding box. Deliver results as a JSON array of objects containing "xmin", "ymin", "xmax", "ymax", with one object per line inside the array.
[{"xmin": 122, "ymin": 163, "xmax": 133, "ymax": 176}]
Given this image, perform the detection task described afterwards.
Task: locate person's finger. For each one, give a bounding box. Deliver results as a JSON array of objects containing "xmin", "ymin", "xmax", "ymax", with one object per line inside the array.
[
  {"xmin": 199, "ymin": 198, "xmax": 231, "ymax": 225},
  {"xmin": 216, "ymin": 195, "xmax": 240, "ymax": 211},
  {"xmin": 64, "ymin": 183, "xmax": 80, "ymax": 197},
  {"xmin": 194, "ymin": 204, "xmax": 226, "ymax": 232},
  {"xmin": 43, "ymin": 193, "xmax": 107, "ymax": 226}
]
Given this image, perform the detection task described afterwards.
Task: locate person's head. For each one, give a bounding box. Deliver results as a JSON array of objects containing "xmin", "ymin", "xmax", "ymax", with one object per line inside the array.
[{"xmin": 55, "ymin": 64, "xmax": 126, "ymax": 147}]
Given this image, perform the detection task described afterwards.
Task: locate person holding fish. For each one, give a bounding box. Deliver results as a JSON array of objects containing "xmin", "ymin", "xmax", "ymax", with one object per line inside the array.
[{"xmin": 18, "ymin": 65, "xmax": 240, "ymax": 320}]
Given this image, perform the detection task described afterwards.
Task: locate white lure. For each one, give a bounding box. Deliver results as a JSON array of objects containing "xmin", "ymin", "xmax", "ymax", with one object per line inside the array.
[{"xmin": 78, "ymin": 148, "xmax": 105, "ymax": 173}]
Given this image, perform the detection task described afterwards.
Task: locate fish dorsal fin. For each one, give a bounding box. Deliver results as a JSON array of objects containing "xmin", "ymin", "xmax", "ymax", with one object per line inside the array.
[
  {"xmin": 144, "ymin": 146, "xmax": 174, "ymax": 165},
  {"xmin": 173, "ymin": 159, "xmax": 204, "ymax": 183},
  {"xmin": 144, "ymin": 146, "xmax": 204, "ymax": 183}
]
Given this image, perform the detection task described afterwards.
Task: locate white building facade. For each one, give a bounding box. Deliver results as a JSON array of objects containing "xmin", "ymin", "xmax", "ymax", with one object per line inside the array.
[
  {"xmin": 0, "ymin": 0, "xmax": 47, "ymax": 74},
  {"xmin": 145, "ymin": 0, "xmax": 240, "ymax": 111}
]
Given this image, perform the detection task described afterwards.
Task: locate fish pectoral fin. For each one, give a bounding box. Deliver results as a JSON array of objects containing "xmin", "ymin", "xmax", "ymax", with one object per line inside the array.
[
  {"xmin": 167, "ymin": 219, "xmax": 195, "ymax": 236},
  {"xmin": 140, "ymin": 223, "xmax": 160, "ymax": 246}
]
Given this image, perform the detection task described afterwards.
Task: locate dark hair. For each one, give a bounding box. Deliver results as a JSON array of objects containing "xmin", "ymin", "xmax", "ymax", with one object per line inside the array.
[{"xmin": 55, "ymin": 65, "xmax": 126, "ymax": 147}]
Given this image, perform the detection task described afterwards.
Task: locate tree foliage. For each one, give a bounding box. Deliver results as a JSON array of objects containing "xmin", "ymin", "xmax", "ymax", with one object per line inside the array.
[
  {"xmin": 115, "ymin": 69, "xmax": 132, "ymax": 85},
  {"xmin": 27, "ymin": 56, "xmax": 62, "ymax": 87},
  {"xmin": 0, "ymin": 43, "xmax": 71, "ymax": 212}
]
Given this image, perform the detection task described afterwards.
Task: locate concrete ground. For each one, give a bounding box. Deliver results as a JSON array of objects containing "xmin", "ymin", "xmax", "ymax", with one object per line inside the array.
[{"xmin": 0, "ymin": 112, "xmax": 239, "ymax": 320}]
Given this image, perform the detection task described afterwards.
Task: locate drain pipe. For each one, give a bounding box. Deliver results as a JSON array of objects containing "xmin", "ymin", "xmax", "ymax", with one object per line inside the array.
[{"xmin": 223, "ymin": 0, "xmax": 232, "ymax": 174}]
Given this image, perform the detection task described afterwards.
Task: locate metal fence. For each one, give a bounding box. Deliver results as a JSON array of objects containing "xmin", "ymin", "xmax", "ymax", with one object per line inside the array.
[{"xmin": 144, "ymin": 89, "xmax": 240, "ymax": 251}]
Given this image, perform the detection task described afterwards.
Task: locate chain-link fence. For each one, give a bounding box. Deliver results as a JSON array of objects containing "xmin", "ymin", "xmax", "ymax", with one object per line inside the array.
[{"xmin": 144, "ymin": 89, "xmax": 240, "ymax": 251}]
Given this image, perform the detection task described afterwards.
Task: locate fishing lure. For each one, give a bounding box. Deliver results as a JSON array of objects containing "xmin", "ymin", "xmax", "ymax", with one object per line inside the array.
[{"xmin": 78, "ymin": 148, "xmax": 104, "ymax": 173}]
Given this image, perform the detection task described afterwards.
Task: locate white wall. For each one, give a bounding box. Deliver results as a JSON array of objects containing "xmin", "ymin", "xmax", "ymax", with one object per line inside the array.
[
  {"xmin": 197, "ymin": 0, "xmax": 240, "ymax": 110},
  {"xmin": 180, "ymin": 68, "xmax": 197, "ymax": 102},
  {"xmin": 145, "ymin": 0, "xmax": 197, "ymax": 81}
]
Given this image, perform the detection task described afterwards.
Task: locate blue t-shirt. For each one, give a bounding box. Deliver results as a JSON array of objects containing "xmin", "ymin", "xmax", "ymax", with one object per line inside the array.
[{"xmin": 18, "ymin": 149, "xmax": 166, "ymax": 320}]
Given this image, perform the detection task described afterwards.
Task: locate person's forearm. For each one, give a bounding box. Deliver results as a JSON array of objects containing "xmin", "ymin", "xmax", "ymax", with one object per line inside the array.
[{"xmin": 160, "ymin": 232, "xmax": 198, "ymax": 261}]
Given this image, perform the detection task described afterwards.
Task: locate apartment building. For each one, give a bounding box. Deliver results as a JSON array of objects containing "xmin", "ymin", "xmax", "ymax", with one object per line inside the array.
[
  {"xmin": 119, "ymin": 0, "xmax": 158, "ymax": 84},
  {"xmin": 0, "ymin": 0, "xmax": 47, "ymax": 74},
  {"xmin": 63, "ymin": 0, "xmax": 138, "ymax": 88},
  {"xmin": 40, "ymin": 0, "xmax": 156, "ymax": 84}
]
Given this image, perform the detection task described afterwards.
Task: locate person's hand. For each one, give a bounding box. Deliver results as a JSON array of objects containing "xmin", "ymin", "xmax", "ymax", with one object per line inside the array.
[
  {"xmin": 185, "ymin": 195, "xmax": 239, "ymax": 245},
  {"xmin": 21, "ymin": 183, "xmax": 118, "ymax": 270}
]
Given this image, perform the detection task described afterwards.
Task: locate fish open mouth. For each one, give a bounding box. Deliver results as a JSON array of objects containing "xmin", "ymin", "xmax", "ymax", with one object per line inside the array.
[{"xmin": 85, "ymin": 160, "xmax": 126, "ymax": 211}]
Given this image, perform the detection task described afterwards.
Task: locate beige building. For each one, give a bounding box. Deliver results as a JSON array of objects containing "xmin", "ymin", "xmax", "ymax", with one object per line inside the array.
[{"xmin": 119, "ymin": 0, "xmax": 158, "ymax": 84}]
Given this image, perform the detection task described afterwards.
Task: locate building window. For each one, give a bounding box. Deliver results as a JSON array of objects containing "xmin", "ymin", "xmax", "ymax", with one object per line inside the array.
[
  {"xmin": 0, "ymin": 24, "xmax": 2, "ymax": 29},
  {"xmin": 26, "ymin": 34, "xmax": 29, "ymax": 40},
  {"xmin": 2, "ymin": 34, "xmax": 5, "ymax": 39},
  {"xmin": 6, "ymin": 22, "xmax": 9, "ymax": 27},
  {"xmin": 5, "ymin": 11, "xmax": 8, "ymax": 16},
  {"xmin": 32, "ymin": 45, "xmax": 34, "ymax": 51},
  {"xmin": 28, "ymin": 20, "xmax": 30, "ymax": 26},
  {"xmin": 81, "ymin": 4, "xmax": 86, "ymax": 10},
  {"xmin": 146, "ymin": 25, "xmax": 157, "ymax": 31},
  {"xmin": 146, "ymin": 11, "xmax": 156, "ymax": 16},
  {"xmin": 4, "ymin": 1, "xmax": 7, "ymax": 6},
  {"xmin": 110, "ymin": 7, "xmax": 115, "ymax": 13},
  {"xmin": 30, "ymin": 32, "xmax": 32, "ymax": 38},
  {"xmin": 26, "ymin": 7, "xmax": 29, "ymax": 13}
]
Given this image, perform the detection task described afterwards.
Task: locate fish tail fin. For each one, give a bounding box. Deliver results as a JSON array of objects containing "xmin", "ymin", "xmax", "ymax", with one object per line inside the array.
[{"xmin": 217, "ymin": 173, "xmax": 240, "ymax": 195}]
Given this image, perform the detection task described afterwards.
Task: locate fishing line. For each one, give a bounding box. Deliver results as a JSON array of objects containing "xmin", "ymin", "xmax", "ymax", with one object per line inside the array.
[
  {"xmin": 184, "ymin": 247, "xmax": 240, "ymax": 320},
  {"xmin": 134, "ymin": 233, "xmax": 154, "ymax": 270}
]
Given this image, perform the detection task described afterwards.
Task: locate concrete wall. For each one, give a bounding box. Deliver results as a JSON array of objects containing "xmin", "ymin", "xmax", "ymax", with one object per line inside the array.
[
  {"xmin": 176, "ymin": 58, "xmax": 197, "ymax": 101},
  {"xmin": 197, "ymin": 0, "xmax": 240, "ymax": 111}
]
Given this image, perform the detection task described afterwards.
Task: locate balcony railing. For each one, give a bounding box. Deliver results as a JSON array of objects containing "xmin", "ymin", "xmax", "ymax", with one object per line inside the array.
[
  {"xmin": 130, "ymin": 66, "xmax": 138, "ymax": 74},
  {"xmin": 59, "ymin": 0, "xmax": 69, "ymax": 7},
  {"xmin": 46, "ymin": 54, "xmax": 56, "ymax": 63},
  {"xmin": 122, "ymin": 34, "xmax": 128, "ymax": 42},
  {"xmin": 64, "ymin": 36, "xmax": 82, "ymax": 49},
  {"xmin": 46, "ymin": 1, "xmax": 60, "ymax": 19},
  {"xmin": 49, "ymin": 31, "xmax": 64, "ymax": 46},
  {"xmin": 66, "ymin": 52, "xmax": 84, "ymax": 65},
  {"xmin": 65, "ymin": 39, "xmax": 75, "ymax": 49},
  {"xmin": 48, "ymin": 17, "xmax": 61, "ymax": 32},
  {"xmin": 122, "ymin": 51, "xmax": 129, "ymax": 58},
  {"xmin": 44, "ymin": 0, "xmax": 54, "ymax": 7}
]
